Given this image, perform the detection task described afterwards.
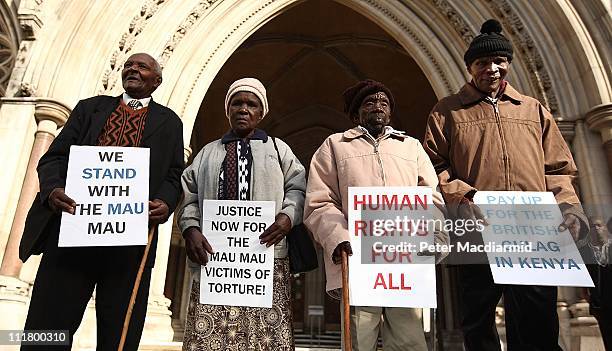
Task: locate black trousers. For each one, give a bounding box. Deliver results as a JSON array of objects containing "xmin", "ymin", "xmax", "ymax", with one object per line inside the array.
[
  {"xmin": 459, "ymin": 265, "xmax": 562, "ymax": 351},
  {"xmin": 22, "ymin": 227, "xmax": 152, "ymax": 351}
]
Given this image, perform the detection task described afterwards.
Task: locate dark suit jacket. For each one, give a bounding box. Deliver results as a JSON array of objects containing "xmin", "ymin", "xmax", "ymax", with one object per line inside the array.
[{"xmin": 19, "ymin": 95, "xmax": 185, "ymax": 265}]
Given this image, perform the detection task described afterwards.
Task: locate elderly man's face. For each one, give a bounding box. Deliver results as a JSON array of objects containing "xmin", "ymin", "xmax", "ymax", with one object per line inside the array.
[
  {"xmin": 590, "ymin": 218, "xmax": 610, "ymax": 246},
  {"xmin": 592, "ymin": 219, "xmax": 606, "ymax": 236},
  {"xmin": 468, "ymin": 55, "xmax": 509, "ymax": 97},
  {"xmin": 122, "ymin": 53, "xmax": 162, "ymax": 99},
  {"xmin": 355, "ymin": 91, "xmax": 391, "ymax": 137},
  {"xmin": 228, "ymin": 92, "xmax": 263, "ymax": 137}
]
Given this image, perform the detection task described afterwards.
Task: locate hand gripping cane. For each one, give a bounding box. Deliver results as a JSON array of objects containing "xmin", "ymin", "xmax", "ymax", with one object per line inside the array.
[{"xmin": 118, "ymin": 225, "xmax": 155, "ymax": 351}]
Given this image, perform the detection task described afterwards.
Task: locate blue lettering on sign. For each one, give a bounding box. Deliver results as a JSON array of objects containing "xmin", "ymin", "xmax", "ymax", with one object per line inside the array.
[
  {"xmin": 108, "ymin": 203, "xmax": 144, "ymax": 215},
  {"xmin": 518, "ymin": 257, "xmax": 580, "ymax": 269},
  {"xmin": 82, "ymin": 168, "xmax": 136, "ymax": 179}
]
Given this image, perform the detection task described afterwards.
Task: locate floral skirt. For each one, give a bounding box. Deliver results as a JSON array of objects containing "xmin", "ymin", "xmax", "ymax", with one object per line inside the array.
[{"xmin": 183, "ymin": 258, "xmax": 294, "ymax": 351}]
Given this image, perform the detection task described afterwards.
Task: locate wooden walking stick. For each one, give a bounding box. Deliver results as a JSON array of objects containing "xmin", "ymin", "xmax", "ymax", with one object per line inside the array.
[
  {"xmin": 341, "ymin": 250, "xmax": 352, "ymax": 351},
  {"xmin": 118, "ymin": 225, "xmax": 156, "ymax": 351}
]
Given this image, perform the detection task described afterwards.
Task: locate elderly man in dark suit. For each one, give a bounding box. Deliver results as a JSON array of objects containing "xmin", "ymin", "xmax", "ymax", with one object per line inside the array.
[{"xmin": 19, "ymin": 53, "xmax": 184, "ymax": 350}]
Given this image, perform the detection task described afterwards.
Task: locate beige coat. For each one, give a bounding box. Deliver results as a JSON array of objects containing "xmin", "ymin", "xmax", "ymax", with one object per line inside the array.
[
  {"xmin": 423, "ymin": 82, "xmax": 588, "ymax": 242},
  {"xmin": 304, "ymin": 127, "xmax": 446, "ymax": 296}
]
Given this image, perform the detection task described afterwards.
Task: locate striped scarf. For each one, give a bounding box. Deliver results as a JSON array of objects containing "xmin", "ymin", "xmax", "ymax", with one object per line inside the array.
[{"xmin": 218, "ymin": 139, "xmax": 252, "ymax": 200}]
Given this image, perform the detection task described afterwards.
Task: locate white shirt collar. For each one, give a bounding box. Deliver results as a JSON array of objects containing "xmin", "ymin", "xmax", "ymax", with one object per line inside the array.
[
  {"xmin": 358, "ymin": 125, "xmax": 395, "ymax": 142},
  {"xmin": 122, "ymin": 92, "xmax": 151, "ymax": 108}
]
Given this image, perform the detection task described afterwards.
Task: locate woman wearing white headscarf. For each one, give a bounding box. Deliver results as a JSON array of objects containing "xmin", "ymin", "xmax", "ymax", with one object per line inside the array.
[{"xmin": 178, "ymin": 78, "xmax": 306, "ymax": 350}]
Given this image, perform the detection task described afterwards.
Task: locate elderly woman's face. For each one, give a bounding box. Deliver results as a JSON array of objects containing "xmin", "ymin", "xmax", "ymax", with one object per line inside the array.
[{"xmin": 228, "ymin": 91, "xmax": 263, "ymax": 137}]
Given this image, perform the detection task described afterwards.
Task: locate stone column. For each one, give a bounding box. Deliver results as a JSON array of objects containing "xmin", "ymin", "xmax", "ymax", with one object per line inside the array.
[
  {"xmin": 177, "ymin": 146, "xmax": 193, "ymax": 330},
  {"xmin": 0, "ymin": 98, "xmax": 36, "ymax": 264},
  {"xmin": 586, "ymin": 103, "xmax": 612, "ymax": 178},
  {"xmin": 0, "ymin": 98, "xmax": 69, "ymax": 336},
  {"xmin": 140, "ymin": 145, "xmax": 192, "ymax": 345},
  {"xmin": 558, "ymin": 287, "xmax": 574, "ymax": 350},
  {"xmin": 568, "ymin": 299, "xmax": 605, "ymax": 351},
  {"xmin": 569, "ymin": 117, "xmax": 612, "ymax": 350},
  {"xmin": 573, "ymin": 119, "xmax": 612, "ymax": 221},
  {"xmin": 0, "ymin": 99, "xmax": 69, "ymax": 278},
  {"xmin": 140, "ymin": 216, "xmax": 175, "ymax": 344}
]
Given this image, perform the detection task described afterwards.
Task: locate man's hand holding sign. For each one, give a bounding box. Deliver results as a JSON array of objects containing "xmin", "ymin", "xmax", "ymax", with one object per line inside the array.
[
  {"xmin": 148, "ymin": 198, "xmax": 170, "ymax": 225},
  {"xmin": 472, "ymin": 191, "xmax": 593, "ymax": 287}
]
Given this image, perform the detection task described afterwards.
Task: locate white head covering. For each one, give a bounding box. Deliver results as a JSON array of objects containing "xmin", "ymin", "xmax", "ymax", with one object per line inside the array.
[{"xmin": 224, "ymin": 77, "xmax": 269, "ymax": 119}]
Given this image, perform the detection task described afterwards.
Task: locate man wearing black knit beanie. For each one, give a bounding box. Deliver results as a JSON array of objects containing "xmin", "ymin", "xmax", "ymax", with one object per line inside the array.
[{"xmin": 424, "ymin": 19, "xmax": 589, "ymax": 351}]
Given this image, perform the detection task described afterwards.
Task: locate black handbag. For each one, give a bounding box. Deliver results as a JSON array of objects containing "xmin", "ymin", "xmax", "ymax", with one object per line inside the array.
[{"xmin": 271, "ymin": 137, "xmax": 319, "ymax": 273}]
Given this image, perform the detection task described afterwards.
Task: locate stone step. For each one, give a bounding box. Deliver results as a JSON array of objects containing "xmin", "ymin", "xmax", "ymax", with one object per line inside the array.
[
  {"xmin": 135, "ymin": 333, "xmax": 343, "ymax": 350},
  {"xmin": 138, "ymin": 346, "xmax": 339, "ymax": 351},
  {"xmin": 294, "ymin": 331, "xmax": 342, "ymax": 348},
  {"xmin": 137, "ymin": 344, "xmax": 339, "ymax": 351}
]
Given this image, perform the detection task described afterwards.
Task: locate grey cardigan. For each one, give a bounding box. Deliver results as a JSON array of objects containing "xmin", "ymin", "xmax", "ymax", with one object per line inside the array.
[{"xmin": 177, "ymin": 135, "xmax": 306, "ymax": 273}]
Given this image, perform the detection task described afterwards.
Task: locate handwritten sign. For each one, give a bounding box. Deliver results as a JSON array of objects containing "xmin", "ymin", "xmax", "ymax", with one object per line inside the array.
[
  {"xmin": 200, "ymin": 200, "xmax": 275, "ymax": 308},
  {"xmin": 59, "ymin": 146, "xmax": 149, "ymax": 247},
  {"xmin": 474, "ymin": 191, "xmax": 593, "ymax": 287},
  {"xmin": 348, "ymin": 187, "xmax": 437, "ymax": 308}
]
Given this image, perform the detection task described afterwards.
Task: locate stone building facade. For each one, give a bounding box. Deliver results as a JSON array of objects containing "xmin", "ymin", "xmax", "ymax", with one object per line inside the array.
[{"xmin": 0, "ymin": 0, "xmax": 610, "ymax": 350}]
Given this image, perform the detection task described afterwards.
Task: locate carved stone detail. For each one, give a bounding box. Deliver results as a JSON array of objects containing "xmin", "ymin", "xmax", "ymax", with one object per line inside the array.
[
  {"xmin": 177, "ymin": 0, "xmax": 276, "ymax": 116},
  {"xmin": 174, "ymin": 0, "xmax": 462, "ymax": 115},
  {"xmin": 18, "ymin": 0, "xmax": 44, "ymax": 40},
  {"xmin": 159, "ymin": 0, "xmax": 219, "ymax": 68},
  {"xmin": 430, "ymin": 0, "xmax": 474, "ymax": 44},
  {"xmin": 484, "ymin": 0, "xmax": 559, "ymax": 114},
  {"xmin": 15, "ymin": 82, "xmax": 36, "ymax": 97},
  {"xmin": 557, "ymin": 120, "xmax": 576, "ymax": 144},
  {"xmin": 363, "ymin": 0, "xmax": 453, "ymax": 95},
  {"xmin": 100, "ymin": 0, "xmax": 168, "ymax": 93},
  {"xmin": 0, "ymin": 276, "xmax": 30, "ymax": 298},
  {"xmin": 99, "ymin": 0, "xmax": 560, "ymax": 118},
  {"xmin": 0, "ymin": 24, "xmax": 17, "ymax": 96}
]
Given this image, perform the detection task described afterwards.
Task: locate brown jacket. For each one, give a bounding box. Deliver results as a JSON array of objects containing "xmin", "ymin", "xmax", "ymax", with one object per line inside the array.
[
  {"xmin": 423, "ymin": 82, "xmax": 587, "ymax": 238},
  {"xmin": 304, "ymin": 127, "xmax": 447, "ymax": 295}
]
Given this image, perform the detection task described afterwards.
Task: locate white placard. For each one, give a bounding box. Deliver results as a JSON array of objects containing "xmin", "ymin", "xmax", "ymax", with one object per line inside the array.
[
  {"xmin": 200, "ymin": 200, "xmax": 275, "ymax": 308},
  {"xmin": 474, "ymin": 191, "xmax": 593, "ymax": 287},
  {"xmin": 348, "ymin": 187, "xmax": 437, "ymax": 308},
  {"xmin": 58, "ymin": 146, "xmax": 149, "ymax": 247}
]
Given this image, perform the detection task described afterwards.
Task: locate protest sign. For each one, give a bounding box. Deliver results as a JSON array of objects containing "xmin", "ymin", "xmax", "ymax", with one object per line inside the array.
[
  {"xmin": 348, "ymin": 187, "xmax": 437, "ymax": 308},
  {"xmin": 200, "ymin": 200, "xmax": 275, "ymax": 308},
  {"xmin": 474, "ymin": 191, "xmax": 593, "ymax": 287},
  {"xmin": 59, "ymin": 146, "xmax": 149, "ymax": 247}
]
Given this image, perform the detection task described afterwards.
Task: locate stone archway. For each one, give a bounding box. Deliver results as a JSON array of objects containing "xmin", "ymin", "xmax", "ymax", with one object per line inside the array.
[{"xmin": 9, "ymin": 1, "xmax": 608, "ymax": 127}]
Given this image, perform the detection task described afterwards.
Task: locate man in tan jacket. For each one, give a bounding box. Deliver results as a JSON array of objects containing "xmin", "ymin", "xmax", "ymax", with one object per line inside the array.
[
  {"xmin": 304, "ymin": 79, "xmax": 447, "ymax": 350},
  {"xmin": 423, "ymin": 19, "xmax": 588, "ymax": 351}
]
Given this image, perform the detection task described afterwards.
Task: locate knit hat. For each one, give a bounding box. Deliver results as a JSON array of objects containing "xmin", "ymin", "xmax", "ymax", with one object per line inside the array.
[
  {"xmin": 464, "ymin": 19, "xmax": 513, "ymax": 66},
  {"xmin": 225, "ymin": 77, "xmax": 269, "ymax": 119},
  {"xmin": 342, "ymin": 79, "xmax": 395, "ymax": 117}
]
